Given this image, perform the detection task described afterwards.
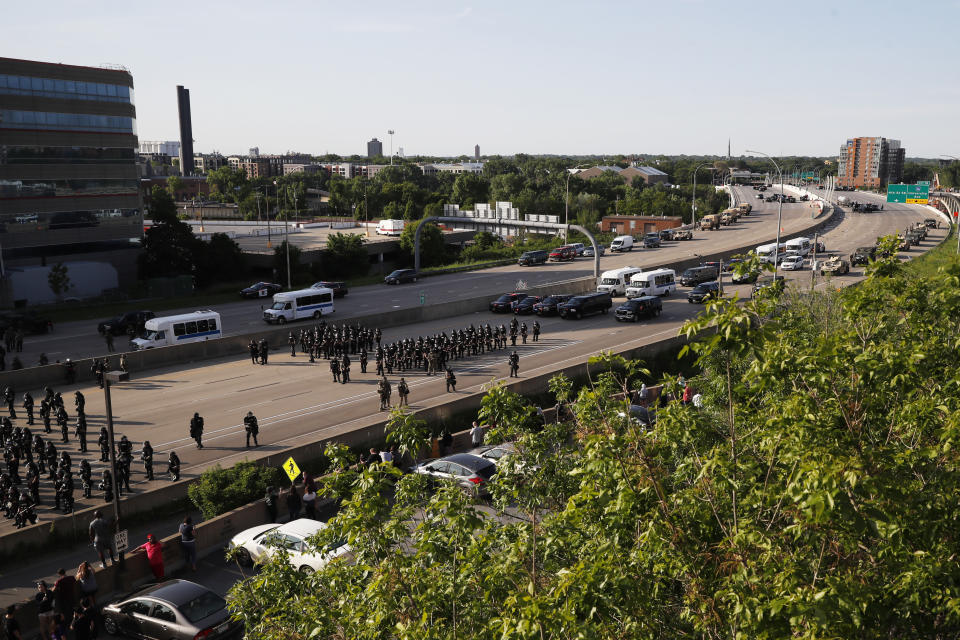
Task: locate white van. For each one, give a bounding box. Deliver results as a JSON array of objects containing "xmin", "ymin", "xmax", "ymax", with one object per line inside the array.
[
  {"xmin": 610, "ymin": 235, "xmax": 634, "ymax": 252},
  {"xmin": 597, "ymin": 266, "xmax": 644, "ymax": 296},
  {"xmin": 785, "ymin": 236, "xmax": 811, "ymax": 257},
  {"xmin": 569, "ymin": 242, "xmax": 586, "ymax": 256},
  {"xmin": 131, "ymin": 311, "xmax": 222, "ymax": 350},
  {"xmin": 625, "ymin": 268, "xmax": 677, "ymax": 299},
  {"xmin": 264, "ymin": 287, "xmax": 334, "ymax": 324},
  {"xmin": 376, "ymin": 219, "xmax": 405, "ymax": 236},
  {"xmin": 754, "ymin": 242, "xmax": 788, "ymax": 264}
]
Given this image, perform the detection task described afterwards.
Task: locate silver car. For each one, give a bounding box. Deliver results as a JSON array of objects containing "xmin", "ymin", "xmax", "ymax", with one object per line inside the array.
[
  {"xmin": 412, "ymin": 453, "xmax": 497, "ymax": 497},
  {"xmin": 582, "ymin": 244, "xmax": 606, "ymax": 257},
  {"xmin": 102, "ymin": 579, "xmax": 242, "ymax": 640}
]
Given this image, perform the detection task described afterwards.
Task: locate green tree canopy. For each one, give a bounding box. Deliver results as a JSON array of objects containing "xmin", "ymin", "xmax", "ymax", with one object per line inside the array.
[{"xmin": 399, "ymin": 218, "xmax": 445, "ymax": 268}]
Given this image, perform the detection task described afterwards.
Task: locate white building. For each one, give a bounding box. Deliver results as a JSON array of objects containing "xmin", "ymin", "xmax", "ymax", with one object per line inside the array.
[
  {"xmin": 139, "ymin": 140, "xmax": 180, "ymax": 156},
  {"xmin": 420, "ymin": 162, "xmax": 485, "ymax": 175}
]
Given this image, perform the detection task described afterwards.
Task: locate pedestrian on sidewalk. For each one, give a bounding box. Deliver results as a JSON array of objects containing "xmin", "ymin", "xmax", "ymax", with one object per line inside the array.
[
  {"xmin": 179, "ymin": 516, "xmax": 197, "ymax": 571},
  {"xmin": 35, "ymin": 581, "xmax": 54, "ymax": 640},
  {"xmin": 264, "ymin": 486, "xmax": 278, "ymax": 522},
  {"xmin": 135, "ymin": 534, "xmax": 165, "ymax": 580},
  {"xmin": 439, "ymin": 429, "xmax": 453, "ymax": 456},
  {"xmin": 470, "ymin": 421, "xmax": 484, "ymax": 448},
  {"xmin": 52, "ymin": 568, "xmax": 76, "ymax": 618},
  {"xmin": 285, "ymin": 485, "xmax": 301, "ymax": 522},
  {"xmin": 75, "ymin": 562, "xmax": 97, "ymax": 605},
  {"xmin": 88, "ymin": 511, "xmax": 115, "ymax": 568},
  {"xmin": 70, "ymin": 602, "xmax": 95, "ymax": 640},
  {"xmin": 302, "ymin": 485, "xmax": 317, "ymax": 520},
  {"xmin": 4, "ymin": 604, "xmax": 22, "ymax": 640}
]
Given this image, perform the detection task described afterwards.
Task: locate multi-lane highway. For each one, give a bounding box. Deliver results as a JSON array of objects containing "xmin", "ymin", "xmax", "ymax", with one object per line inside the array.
[
  {"xmin": 21, "ymin": 191, "xmax": 822, "ymax": 364},
  {"xmin": 0, "ymin": 189, "xmax": 942, "ymax": 537}
]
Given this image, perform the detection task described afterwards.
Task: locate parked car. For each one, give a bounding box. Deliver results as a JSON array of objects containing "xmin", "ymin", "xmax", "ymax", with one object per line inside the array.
[
  {"xmin": 97, "ymin": 310, "xmax": 155, "ymax": 336},
  {"xmin": 752, "ymin": 275, "xmax": 786, "ymax": 296},
  {"xmin": 549, "ymin": 246, "xmax": 576, "ymax": 261},
  {"xmin": 384, "ymin": 269, "xmax": 417, "ymax": 284},
  {"xmin": 240, "ymin": 282, "xmax": 282, "ymax": 299},
  {"xmin": 518, "ymin": 250, "xmax": 549, "ymax": 266},
  {"xmin": 558, "ymin": 292, "xmax": 613, "ymax": 319},
  {"xmin": 412, "ymin": 453, "xmax": 498, "ymax": 498},
  {"xmin": 489, "ymin": 292, "xmax": 527, "ymax": 313},
  {"xmin": 643, "ymin": 233, "xmax": 661, "ymax": 248},
  {"xmin": 615, "ymin": 296, "xmax": 663, "ymax": 322},
  {"xmin": 582, "ymin": 244, "xmax": 606, "ymax": 257},
  {"xmin": 101, "ymin": 579, "xmax": 243, "ymax": 640},
  {"xmin": 229, "ymin": 518, "xmax": 350, "ymax": 573},
  {"xmin": 569, "ymin": 242, "xmax": 586, "ymax": 256},
  {"xmin": 512, "ymin": 296, "xmax": 542, "ymax": 315},
  {"xmin": 780, "ymin": 254, "xmax": 805, "ymax": 271},
  {"xmin": 532, "ymin": 294, "xmax": 572, "ymax": 316},
  {"xmin": 472, "ymin": 442, "xmax": 517, "ymax": 466},
  {"xmin": 311, "ymin": 281, "xmax": 348, "ymax": 297},
  {"xmin": 688, "ymin": 282, "xmax": 723, "ymax": 303}
]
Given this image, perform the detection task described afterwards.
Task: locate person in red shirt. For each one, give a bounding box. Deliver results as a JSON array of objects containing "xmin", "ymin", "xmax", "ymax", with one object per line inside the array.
[
  {"xmin": 682, "ymin": 384, "xmax": 693, "ymax": 405},
  {"xmin": 135, "ymin": 534, "xmax": 164, "ymax": 580}
]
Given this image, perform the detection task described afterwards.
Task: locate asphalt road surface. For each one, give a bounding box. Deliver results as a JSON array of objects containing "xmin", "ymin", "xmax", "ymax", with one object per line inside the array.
[
  {"xmin": 0, "ymin": 193, "xmax": 941, "ymax": 538},
  {"xmin": 20, "ymin": 191, "xmax": 824, "ymax": 365}
]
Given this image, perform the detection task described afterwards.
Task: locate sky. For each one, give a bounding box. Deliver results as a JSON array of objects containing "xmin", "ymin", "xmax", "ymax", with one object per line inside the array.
[{"xmin": 5, "ymin": 0, "xmax": 959, "ymax": 158}]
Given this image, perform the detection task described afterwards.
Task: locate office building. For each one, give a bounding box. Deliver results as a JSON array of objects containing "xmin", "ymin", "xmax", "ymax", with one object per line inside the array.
[
  {"xmin": 838, "ymin": 137, "xmax": 905, "ymax": 188},
  {"xmin": 176, "ymin": 85, "xmax": 194, "ymax": 176},
  {"xmin": 139, "ymin": 140, "xmax": 180, "ymax": 156},
  {"xmin": 0, "ymin": 56, "xmax": 143, "ymax": 303},
  {"xmin": 474, "ymin": 144, "xmax": 480, "ymax": 162},
  {"xmin": 367, "ymin": 138, "xmax": 383, "ymax": 158},
  {"xmin": 194, "ymin": 152, "xmax": 226, "ymax": 174},
  {"xmin": 419, "ymin": 162, "xmax": 484, "ymax": 175}
]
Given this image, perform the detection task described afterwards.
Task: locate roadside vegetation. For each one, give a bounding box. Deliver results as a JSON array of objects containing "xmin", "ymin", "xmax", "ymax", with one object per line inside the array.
[{"xmin": 225, "ymin": 246, "xmax": 960, "ymax": 638}]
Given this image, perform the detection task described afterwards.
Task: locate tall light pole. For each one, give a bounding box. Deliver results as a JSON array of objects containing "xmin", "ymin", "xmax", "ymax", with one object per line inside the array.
[
  {"xmin": 692, "ymin": 163, "xmax": 716, "ymax": 227},
  {"xmin": 274, "ymin": 180, "xmax": 291, "ymax": 289},
  {"xmin": 103, "ymin": 370, "xmax": 129, "ymax": 567},
  {"xmin": 746, "ymin": 150, "xmax": 784, "ymax": 276},
  {"xmin": 388, "ymin": 130, "xmax": 395, "ymax": 166}
]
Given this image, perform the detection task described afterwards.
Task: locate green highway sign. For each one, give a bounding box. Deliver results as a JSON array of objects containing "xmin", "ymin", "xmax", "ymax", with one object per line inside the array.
[
  {"xmin": 886, "ymin": 183, "xmax": 929, "ymax": 204},
  {"xmin": 917, "ymin": 180, "xmax": 931, "ymax": 186}
]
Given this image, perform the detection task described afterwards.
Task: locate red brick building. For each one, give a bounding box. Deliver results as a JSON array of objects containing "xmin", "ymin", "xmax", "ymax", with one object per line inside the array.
[{"xmin": 600, "ymin": 215, "xmax": 682, "ymax": 235}]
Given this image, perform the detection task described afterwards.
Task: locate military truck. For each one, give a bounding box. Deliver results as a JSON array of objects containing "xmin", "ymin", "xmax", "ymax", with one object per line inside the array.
[
  {"xmin": 819, "ymin": 255, "xmax": 849, "ymax": 276},
  {"xmin": 699, "ymin": 214, "xmax": 722, "ymax": 230},
  {"xmin": 737, "ymin": 202, "xmax": 753, "ymax": 216},
  {"xmin": 720, "ymin": 209, "xmax": 739, "ymax": 225},
  {"xmin": 672, "ymin": 229, "xmax": 693, "ymax": 240},
  {"xmin": 851, "ymin": 246, "xmax": 876, "ymax": 266}
]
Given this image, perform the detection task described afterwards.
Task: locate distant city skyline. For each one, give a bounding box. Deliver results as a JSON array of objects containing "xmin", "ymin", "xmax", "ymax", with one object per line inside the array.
[{"xmin": 5, "ymin": 1, "xmax": 958, "ymax": 158}]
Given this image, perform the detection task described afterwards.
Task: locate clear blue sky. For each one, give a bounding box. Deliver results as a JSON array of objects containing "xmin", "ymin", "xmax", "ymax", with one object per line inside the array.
[{"xmin": 5, "ymin": 0, "xmax": 958, "ymax": 158}]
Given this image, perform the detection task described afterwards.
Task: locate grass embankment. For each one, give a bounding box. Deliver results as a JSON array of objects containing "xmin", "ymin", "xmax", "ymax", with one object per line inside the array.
[{"xmin": 905, "ymin": 225, "xmax": 958, "ymax": 278}]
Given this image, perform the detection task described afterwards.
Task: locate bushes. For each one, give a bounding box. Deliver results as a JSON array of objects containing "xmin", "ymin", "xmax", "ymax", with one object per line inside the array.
[{"xmin": 188, "ymin": 461, "xmax": 283, "ymax": 519}]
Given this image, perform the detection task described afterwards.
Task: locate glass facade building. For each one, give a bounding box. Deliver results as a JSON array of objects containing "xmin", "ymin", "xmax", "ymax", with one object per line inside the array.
[{"xmin": 0, "ymin": 57, "xmax": 142, "ymax": 288}]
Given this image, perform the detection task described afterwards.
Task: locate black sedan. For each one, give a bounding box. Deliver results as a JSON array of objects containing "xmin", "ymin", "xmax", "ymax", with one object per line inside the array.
[
  {"xmin": 532, "ymin": 294, "xmax": 572, "ymax": 316},
  {"xmin": 512, "ymin": 296, "xmax": 542, "ymax": 315},
  {"xmin": 240, "ymin": 282, "xmax": 282, "ymax": 299},
  {"xmin": 102, "ymin": 579, "xmax": 243, "ymax": 640},
  {"xmin": 311, "ymin": 281, "xmax": 348, "ymax": 297},
  {"xmin": 490, "ymin": 293, "xmax": 527, "ymax": 313},
  {"xmin": 385, "ymin": 269, "xmax": 418, "ymax": 284},
  {"xmin": 687, "ymin": 282, "xmax": 723, "ymax": 303},
  {"xmin": 97, "ymin": 310, "xmax": 154, "ymax": 336}
]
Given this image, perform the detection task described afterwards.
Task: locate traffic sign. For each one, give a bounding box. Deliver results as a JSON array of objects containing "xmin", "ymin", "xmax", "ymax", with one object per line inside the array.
[
  {"xmin": 115, "ymin": 529, "xmax": 129, "ymax": 552},
  {"xmin": 282, "ymin": 456, "xmax": 301, "ymax": 483},
  {"xmin": 918, "ymin": 181, "xmax": 931, "ymax": 186},
  {"xmin": 886, "ymin": 184, "xmax": 929, "ymax": 205}
]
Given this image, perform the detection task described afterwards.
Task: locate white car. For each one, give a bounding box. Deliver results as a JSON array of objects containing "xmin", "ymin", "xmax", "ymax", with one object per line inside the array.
[
  {"xmin": 229, "ymin": 518, "xmax": 350, "ymax": 574},
  {"xmin": 780, "ymin": 254, "xmax": 805, "ymax": 271}
]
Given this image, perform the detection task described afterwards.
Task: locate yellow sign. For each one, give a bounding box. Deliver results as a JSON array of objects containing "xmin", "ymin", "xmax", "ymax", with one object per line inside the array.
[
  {"xmin": 906, "ymin": 198, "xmax": 929, "ymax": 205},
  {"xmin": 282, "ymin": 457, "xmax": 301, "ymax": 483}
]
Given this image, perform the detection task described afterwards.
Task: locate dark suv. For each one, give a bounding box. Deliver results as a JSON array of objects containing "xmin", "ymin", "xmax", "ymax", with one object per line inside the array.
[
  {"xmin": 679, "ymin": 266, "xmax": 719, "ymax": 287},
  {"xmin": 97, "ymin": 310, "xmax": 155, "ymax": 336},
  {"xmin": 850, "ymin": 246, "xmax": 876, "ymax": 266},
  {"xmin": 615, "ymin": 296, "xmax": 662, "ymax": 322},
  {"xmin": 311, "ymin": 281, "xmax": 348, "ymax": 297},
  {"xmin": 558, "ymin": 292, "xmax": 612, "ymax": 319},
  {"xmin": 518, "ymin": 250, "xmax": 549, "ymax": 266},
  {"xmin": 688, "ymin": 282, "xmax": 723, "ymax": 303},
  {"xmin": 532, "ymin": 294, "xmax": 572, "ymax": 316},
  {"xmin": 385, "ymin": 269, "xmax": 417, "ymax": 284},
  {"xmin": 490, "ymin": 293, "xmax": 527, "ymax": 313}
]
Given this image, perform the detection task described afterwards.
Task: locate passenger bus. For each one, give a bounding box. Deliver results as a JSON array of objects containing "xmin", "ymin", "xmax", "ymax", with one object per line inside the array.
[
  {"xmin": 131, "ymin": 311, "xmax": 222, "ymax": 350},
  {"xmin": 263, "ymin": 287, "xmax": 334, "ymax": 324}
]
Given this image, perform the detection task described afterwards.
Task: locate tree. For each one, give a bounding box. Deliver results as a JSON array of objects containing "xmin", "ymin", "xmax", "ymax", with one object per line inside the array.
[
  {"xmin": 273, "ymin": 240, "xmax": 303, "ymax": 286},
  {"xmin": 399, "ymin": 218, "xmax": 445, "ymax": 268},
  {"xmin": 451, "ymin": 172, "xmax": 489, "ymax": 207},
  {"xmin": 139, "ymin": 186, "xmax": 199, "ymax": 279},
  {"xmin": 166, "ymin": 175, "xmax": 185, "ymax": 197},
  {"xmin": 325, "ymin": 233, "xmax": 368, "ymax": 279},
  {"xmin": 47, "ymin": 262, "xmax": 71, "ymax": 300},
  {"xmin": 192, "ymin": 233, "xmax": 247, "ymax": 287}
]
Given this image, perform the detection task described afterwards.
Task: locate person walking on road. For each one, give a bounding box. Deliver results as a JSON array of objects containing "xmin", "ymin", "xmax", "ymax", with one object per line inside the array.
[
  {"xmin": 167, "ymin": 451, "xmax": 181, "ymax": 481},
  {"xmin": 135, "ymin": 534, "xmax": 165, "ymax": 580},
  {"xmin": 397, "ymin": 377, "xmax": 409, "ymax": 407},
  {"xmin": 4, "ymin": 385, "xmax": 16, "ymax": 419},
  {"xmin": 140, "ymin": 441, "xmax": 154, "ymax": 480},
  {"xmin": 445, "ymin": 367, "xmax": 457, "ymax": 393},
  {"xmin": 288, "ymin": 332, "xmax": 297, "ymax": 357},
  {"xmin": 532, "ymin": 320, "xmax": 541, "ymax": 342},
  {"xmin": 377, "ymin": 376, "xmax": 391, "ymax": 411},
  {"xmin": 189, "ymin": 412, "xmax": 204, "ymax": 449},
  {"xmin": 89, "ymin": 510, "xmax": 114, "ymax": 568},
  {"xmin": 105, "ymin": 332, "xmax": 115, "ymax": 353},
  {"xmin": 179, "ymin": 516, "xmax": 197, "ymax": 571},
  {"xmin": 508, "ymin": 351, "xmax": 520, "ymax": 377},
  {"xmin": 258, "ymin": 339, "xmax": 269, "ymax": 365},
  {"xmin": 23, "ymin": 392, "xmax": 34, "ymax": 426},
  {"xmin": 244, "ymin": 411, "xmax": 259, "ymax": 447},
  {"xmin": 248, "ymin": 340, "xmax": 258, "ymax": 365}
]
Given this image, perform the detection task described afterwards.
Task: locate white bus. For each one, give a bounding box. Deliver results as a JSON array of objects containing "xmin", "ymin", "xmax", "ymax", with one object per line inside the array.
[
  {"xmin": 131, "ymin": 311, "xmax": 222, "ymax": 350},
  {"xmin": 785, "ymin": 236, "xmax": 812, "ymax": 257},
  {"xmin": 625, "ymin": 268, "xmax": 677, "ymax": 298},
  {"xmin": 263, "ymin": 287, "xmax": 334, "ymax": 324},
  {"xmin": 754, "ymin": 242, "xmax": 788, "ymax": 264},
  {"xmin": 596, "ymin": 266, "xmax": 644, "ymax": 296}
]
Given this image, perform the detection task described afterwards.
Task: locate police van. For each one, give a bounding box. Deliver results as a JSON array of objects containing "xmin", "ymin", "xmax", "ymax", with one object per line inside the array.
[
  {"xmin": 131, "ymin": 311, "xmax": 222, "ymax": 350},
  {"xmin": 263, "ymin": 287, "xmax": 334, "ymax": 324},
  {"xmin": 596, "ymin": 266, "xmax": 644, "ymax": 296},
  {"xmin": 625, "ymin": 268, "xmax": 677, "ymax": 298}
]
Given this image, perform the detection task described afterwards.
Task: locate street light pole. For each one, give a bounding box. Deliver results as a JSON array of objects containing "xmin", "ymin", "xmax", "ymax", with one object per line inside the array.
[
  {"xmin": 103, "ymin": 370, "xmax": 129, "ymax": 567},
  {"xmin": 388, "ymin": 130, "xmax": 395, "ymax": 166},
  {"xmin": 746, "ymin": 150, "xmax": 784, "ymax": 277},
  {"xmin": 274, "ymin": 181, "xmax": 291, "ymax": 289},
  {"xmin": 692, "ymin": 162, "xmax": 714, "ymax": 227}
]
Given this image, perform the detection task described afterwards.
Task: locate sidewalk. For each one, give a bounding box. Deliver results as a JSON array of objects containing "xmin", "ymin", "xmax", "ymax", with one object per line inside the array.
[{"xmin": 0, "ymin": 507, "xmax": 203, "ymax": 609}]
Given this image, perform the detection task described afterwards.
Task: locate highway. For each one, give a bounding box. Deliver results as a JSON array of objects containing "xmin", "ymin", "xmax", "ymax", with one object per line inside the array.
[
  {"xmin": 21, "ymin": 191, "xmax": 822, "ymax": 365},
  {"xmin": 0, "ymin": 188, "xmax": 942, "ymax": 538}
]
